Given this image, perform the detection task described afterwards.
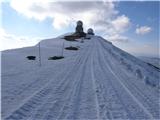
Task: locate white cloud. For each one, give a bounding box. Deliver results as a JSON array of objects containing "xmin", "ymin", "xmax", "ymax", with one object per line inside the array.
[
  {"xmin": 11, "ymin": 1, "xmax": 115, "ymax": 27},
  {"xmin": 10, "ymin": 1, "xmax": 130, "ymax": 38},
  {"xmin": 111, "ymin": 15, "xmax": 130, "ymax": 33},
  {"xmin": 136, "ymin": 26, "xmax": 152, "ymax": 35},
  {"xmin": 0, "ymin": 28, "xmax": 40, "ymax": 51},
  {"xmin": 105, "ymin": 34, "xmax": 129, "ymax": 43}
]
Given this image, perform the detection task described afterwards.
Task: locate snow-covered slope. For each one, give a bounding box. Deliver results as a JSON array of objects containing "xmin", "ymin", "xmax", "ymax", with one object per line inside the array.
[
  {"xmin": 2, "ymin": 36, "xmax": 160, "ymax": 119},
  {"xmin": 138, "ymin": 56, "xmax": 160, "ymax": 69}
]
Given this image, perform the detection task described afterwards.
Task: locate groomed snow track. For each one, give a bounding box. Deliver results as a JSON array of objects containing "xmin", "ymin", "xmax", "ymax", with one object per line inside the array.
[{"xmin": 2, "ymin": 36, "xmax": 160, "ymax": 120}]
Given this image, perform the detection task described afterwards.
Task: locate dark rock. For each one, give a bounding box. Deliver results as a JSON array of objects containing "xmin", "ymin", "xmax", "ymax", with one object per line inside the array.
[
  {"xmin": 65, "ymin": 46, "xmax": 79, "ymax": 50},
  {"xmin": 26, "ymin": 56, "xmax": 36, "ymax": 60},
  {"xmin": 48, "ymin": 56, "xmax": 64, "ymax": 60}
]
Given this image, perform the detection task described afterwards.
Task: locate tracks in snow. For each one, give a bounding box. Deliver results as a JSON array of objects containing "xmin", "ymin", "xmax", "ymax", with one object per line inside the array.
[
  {"xmin": 3, "ymin": 37, "xmax": 159, "ymax": 120},
  {"xmin": 5, "ymin": 43, "xmax": 91, "ymax": 120},
  {"xmin": 92, "ymin": 39, "xmax": 129, "ymax": 119},
  {"xmin": 98, "ymin": 38, "xmax": 159, "ymax": 119},
  {"xmin": 96, "ymin": 38, "xmax": 157, "ymax": 119}
]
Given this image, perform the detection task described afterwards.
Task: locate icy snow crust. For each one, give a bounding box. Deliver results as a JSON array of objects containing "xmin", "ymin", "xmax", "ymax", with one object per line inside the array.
[{"xmin": 2, "ymin": 36, "xmax": 160, "ymax": 119}]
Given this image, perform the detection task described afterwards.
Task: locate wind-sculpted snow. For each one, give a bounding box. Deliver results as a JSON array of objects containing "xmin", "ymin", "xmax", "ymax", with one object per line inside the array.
[{"xmin": 2, "ymin": 36, "xmax": 160, "ymax": 119}]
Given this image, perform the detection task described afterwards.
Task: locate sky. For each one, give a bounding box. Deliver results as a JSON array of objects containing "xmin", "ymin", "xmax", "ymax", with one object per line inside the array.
[{"xmin": 0, "ymin": 0, "xmax": 159, "ymax": 57}]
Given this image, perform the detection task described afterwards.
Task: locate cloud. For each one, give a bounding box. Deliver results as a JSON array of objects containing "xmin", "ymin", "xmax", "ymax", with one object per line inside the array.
[
  {"xmin": 10, "ymin": 1, "xmax": 117, "ymax": 28},
  {"xmin": 10, "ymin": 0, "xmax": 130, "ymax": 42},
  {"xmin": 105, "ymin": 34, "xmax": 129, "ymax": 43},
  {"xmin": 0, "ymin": 28, "xmax": 40, "ymax": 51},
  {"xmin": 111, "ymin": 15, "xmax": 130, "ymax": 33},
  {"xmin": 136, "ymin": 26, "xmax": 152, "ymax": 35}
]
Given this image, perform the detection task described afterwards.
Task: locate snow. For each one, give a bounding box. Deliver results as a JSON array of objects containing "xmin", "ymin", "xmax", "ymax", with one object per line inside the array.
[
  {"xmin": 1, "ymin": 35, "xmax": 160, "ymax": 119},
  {"xmin": 138, "ymin": 56, "xmax": 160, "ymax": 69}
]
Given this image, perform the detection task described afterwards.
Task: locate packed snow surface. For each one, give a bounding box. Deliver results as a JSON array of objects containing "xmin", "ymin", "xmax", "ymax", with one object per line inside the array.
[{"xmin": 2, "ymin": 36, "xmax": 160, "ymax": 120}]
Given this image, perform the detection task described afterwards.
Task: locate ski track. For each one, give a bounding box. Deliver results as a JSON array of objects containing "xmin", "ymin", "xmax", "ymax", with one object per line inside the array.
[
  {"xmin": 31, "ymin": 48, "xmax": 90, "ymax": 120},
  {"xmin": 98, "ymin": 38, "xmax": 160, "ymax": 119},
  {"xmin": 2, "ymin": 37, "xmax": 159, "ymax": 120},
  {"xmin": 96, "ymin": 38, "xmax": 157, "ymax": 119},
  {"xmin": 90, "ymin": 40, "xmax": 100, "ymax": 119},
  {"xmin": 56, "ymin": 43, "xmax": 98, "ymax": 120},
  {"xmin": 5, "ymin": 42, "xmax": 90, "ymax": 120},
  {"xmin": 55, "ymin": 45, "xmax": 92, "ymax": 119},
  {"xmin": 99, "ymin": 37, "xmax": 159, "ymax": 100},
  {"xmin": 93, "ymin": 39, "xmax": 130, "ymax": 119}
]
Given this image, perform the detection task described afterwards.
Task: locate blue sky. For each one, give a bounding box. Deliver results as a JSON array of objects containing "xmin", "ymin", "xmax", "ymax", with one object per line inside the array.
[
  {"xmin": 1, "ymin": 1, "xmax": 159, "ymax": 57},
  {"xmin": 2, "ymin": 3, "xmax": 62, "ymax": 38},
  {"xmin": 117, "ymin": 1, "xmax": 159, "ymax": 39}
]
